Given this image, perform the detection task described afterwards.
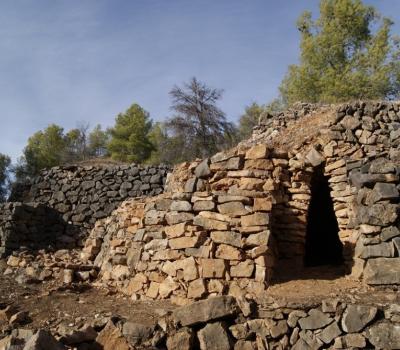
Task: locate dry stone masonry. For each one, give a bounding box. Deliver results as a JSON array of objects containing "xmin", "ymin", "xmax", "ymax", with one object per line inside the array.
[
  {"xmin": 1, "ymin": 101, "xmax": 400, "ymax": 349},
  {"xmin": 1, "ymin": 164, "xmax": 170, "ymax": 256},
  {"xmin": 0, "ymin": 202, "xmax": 68, "ymax": 258},
  {"xmin": 78, "ymin": 101, "xmax": 400, "ymax": 305}
]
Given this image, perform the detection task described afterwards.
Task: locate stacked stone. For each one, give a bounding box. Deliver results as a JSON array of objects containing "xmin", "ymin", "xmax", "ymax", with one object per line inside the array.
[
  {"xmin": 82, "ymin": 101, "xmax": 400, "ymax": 299},
  {"xmin": 1, "ymin": 295, "xmax": 398, "ymax": 349},
  {"xmin": 0, "ymin": 202, "xmax": 66, "ymax": 257},
  {"xmin": 263, "ymin": 101, "xmax": 400, "ymax": 280},
  {"xmin": 249, "ymin": 102, "xmax": 330, "ymax": 145},
  {"xmin": 83, "ymin": 143, "xmax": 283, "ymax": 303},
  {"xmin": 166, "ymin": 296, "xmax": 400, "ymax": 350},
  {"xmin": 10, "ymin": 163, "xmax": 170, "ymax": 233}
]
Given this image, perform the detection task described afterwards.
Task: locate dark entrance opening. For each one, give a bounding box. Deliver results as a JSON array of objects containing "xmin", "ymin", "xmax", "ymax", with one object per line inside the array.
[{"xmin": 304, "ymin": 165, "xmax": 343, "ymax": 267}]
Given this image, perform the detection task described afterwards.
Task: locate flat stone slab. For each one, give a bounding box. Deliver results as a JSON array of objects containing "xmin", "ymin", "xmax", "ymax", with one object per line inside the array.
[
  {"xmin": 364, "ymin": 258, "xmax": 400, "ymax": 285},
  {"xmin": 298, "ymin": 309, "xmax": 333, "ymax": 330},
  {"xmin": 172, "ymin": 296, "xmax": 239, "ymax": 326},
  {"xmin": 341, "ymin": 304, "xmax": 377, "ymax": 333}
]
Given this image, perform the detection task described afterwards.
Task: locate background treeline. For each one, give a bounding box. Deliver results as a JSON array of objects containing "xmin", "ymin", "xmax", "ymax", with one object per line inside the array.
[
  {"xmin": 12, "ymin": 77, "xmax": 276, "ymax": 180},
  {"xmin": 1, "ymin": 0, "xmax": 399, "ymax": 200}
]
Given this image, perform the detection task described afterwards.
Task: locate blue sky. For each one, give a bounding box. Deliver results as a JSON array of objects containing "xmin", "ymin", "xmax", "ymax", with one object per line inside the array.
[{"xmin": 0, "ymin": 1, "xmax": 399, "ymax": 162}]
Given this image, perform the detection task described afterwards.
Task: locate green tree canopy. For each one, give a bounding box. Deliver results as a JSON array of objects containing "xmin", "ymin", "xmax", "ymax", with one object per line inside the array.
[
  {"xmin": 166, "ymin": 77, "xmax": 234, "ymax": 160},
  {"xmin": 146, "ymin": 122, "xmax": 184, "ymax": 165},
  {"xmin": 18, "ymin": 124, "xmax": 67, "ymax": 178},
  {"xmin": 0, "ymin": 153, "xmax": 11, "ymax": 202},
  {"xmin": 238, "ymin": 103, "xmax": 265, "ymax": 140},
  {"xmin": 280, "ymin": 0, "xmax": 400, "ymax": 104},
  {"xmin": 108, "ymin": 104, "xmax": 155, "ymax": 163},
  {"xmin": 88, "ymin": 124, "xmax": 109, "ymax": 157}
]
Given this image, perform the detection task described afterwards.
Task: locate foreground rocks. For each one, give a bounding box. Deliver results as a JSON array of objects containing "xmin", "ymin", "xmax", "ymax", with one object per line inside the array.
[{"xmin": 0, "ymin": 295, "xmax": 399, "ymax": 349}]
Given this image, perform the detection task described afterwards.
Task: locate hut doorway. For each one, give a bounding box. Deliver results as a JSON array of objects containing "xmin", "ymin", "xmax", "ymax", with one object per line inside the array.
[{"xmin": 304, "ymin": 165, "xmax": 343, "ymax": 267}]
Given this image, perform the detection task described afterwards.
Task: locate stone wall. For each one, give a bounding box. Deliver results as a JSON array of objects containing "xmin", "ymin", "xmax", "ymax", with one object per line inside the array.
[
  {"xmin": 81, "ymin": 101, "xmax": 400, "ymax": 303},
  {"xmin": 0, "ymin": 202, "xmax": 69, "ymax": 257},
  {"xmin": 1, "ymin": 164, "xmax": 170, "ymax": 256},
  {"xmin": 165, "ymin": 296, "xmax": 400, "ymax": 350},
  {"xmin": 272, "ymin": 101, "xmax": 400, "ymax": 283}
]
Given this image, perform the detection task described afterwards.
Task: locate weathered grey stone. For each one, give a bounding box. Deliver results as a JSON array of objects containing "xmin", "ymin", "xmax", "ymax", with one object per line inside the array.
[
  {"xmin": 166, "ymin": 328, "xmax": 194, "ymax": 350},
  {"xmin": 356, "ymin": 203, "xmax": 398, "ymax": 226},
  {"xmin": 297, "ymin": 330, "xmax": 324, "ymax": 349},
  {"xmin": 95, "ymin": 320, "xmax": 130, "ymax": 350},
  {"xmin": 341, "ymin": 115, "xmax": 361, "ymax": 130},
  {"xmin": 170, "ymin": 201, "xmax": 192, "ymax": 212},
  {"xmin": 364, "ymin": 258, "xmax": 400, "ymax": 284},
  {"xmin": 369, "ymin": 157, "xmax": 397, "ymax": 174},
  {"xmin": 349, "ymin": 172, "xmax": 398, "ymax": 189},
  {"xmin": 172, "ymin": 296, "xmax": 238, "ymax": 326},
  {"xmin": 184, "ymin": 178, "xmax": 197, "ymax": 193},
  {"xmin": 58, "ymin": 325, "xmax": 97, "ymax": 345},
  {"xmin": 317, "ymin": 321, "xmax": 341, "ymax": 344},
  {"xmin": 270, "ymin": 320, "xmax": 289, "ymax": 339},
  {"xmin": 23, "ymin": 329, "xmax": 65, "ymax": 350},
  {"xmin": 382, "ymin": 226, "xmax": 400, "ymax": 241},
  {"xmin": 360, "ymin": 242, "xmax": 395, "ymax": 258},
  {"xmin": 371, "ymin": 182, "xmax": 399, "ymax": 202},
  {"xmin": 321, "ymin": 299, "xmax": 339, "ymax": 313},
  {"xmin": 287, "ymin": 310, "xmax": 307, "ymax": 328},
  {"xmin": 217, "ymin": 202, "xmax": 249, "ymax": 217},
  {"xmin": 122, "ymin": 322, "xmax": 154, "ymax": 346},
  {"xmin": 230, "ymin": 260, "xmax": 255, "ymax": 277},
  {"xmin": 233, "ymin": 340, "xmax": 256, "ymax": 350},
  {"xmin": 305, "ymin": 148, "xmax": 325, "ymax": 167},
  {"xmin": 298, "ymin": 309, "xmax": 333, "ymax": 330},
  {"xmin": 195, "ymin": 159, "xmax": 211, "ymax": 178},
  {"xmin": 246, "ymin": 319, "xmax": 269, "ymax": 337},
  {"xmin": 166, "ymin": 212, "xmax": 194, "ymax": 225},
  {"xmin": 193, "ymin": 216, "xmax": 229, "ymax": 230},
  {"xmin": 334, "ymin": 334, "xmax": 366, "ymax": 349},
  {"xmin": 210, "ymin": 231, "xmax": 241, "ymax": 248},
  {"xmin": 197, "ymin": 322, "xmax": 231, "ymax": 350},
  {"xmin": 193, "ymin": 200, "xmax": 215, "ymax": 211},
  {"xmin": 366, "ymin": 322, "xmax": 400, "ymax": 349},
  {"xmin": 341, "ymin": 304, "xmax": 377, "ymax": 333}
]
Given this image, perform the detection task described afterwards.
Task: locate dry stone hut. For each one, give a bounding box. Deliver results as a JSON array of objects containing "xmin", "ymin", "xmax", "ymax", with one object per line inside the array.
[{"xmin": 82, "ymin": 101, "xmax": 400, "ymax": 303}]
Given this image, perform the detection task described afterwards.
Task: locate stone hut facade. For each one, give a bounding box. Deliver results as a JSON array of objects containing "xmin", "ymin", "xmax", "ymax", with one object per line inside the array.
[{"xmin": 81, "ymin": 101, "xmax": 400, "ymax": 304}]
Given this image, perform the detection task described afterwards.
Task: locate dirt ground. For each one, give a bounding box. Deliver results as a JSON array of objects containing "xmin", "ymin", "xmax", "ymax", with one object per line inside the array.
[
  {"xmin": 0, "ymin": 260, "xmax": 174, "ymax": 335},
  {"xmin": 0, "ymin": 260, "xmax": 398, "ymax": 336}
]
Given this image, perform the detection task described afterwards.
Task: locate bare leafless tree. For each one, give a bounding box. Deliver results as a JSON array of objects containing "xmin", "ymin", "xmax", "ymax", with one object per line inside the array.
[{"xmin": 166, "ymin": 77, "xmax": 234, "ymax": 160}]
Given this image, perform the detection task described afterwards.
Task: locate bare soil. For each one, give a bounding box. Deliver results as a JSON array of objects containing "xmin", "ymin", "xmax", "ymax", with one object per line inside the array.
[{"xmin": 0, "ymin": 260, "xmax": 398, "ymax": 335}]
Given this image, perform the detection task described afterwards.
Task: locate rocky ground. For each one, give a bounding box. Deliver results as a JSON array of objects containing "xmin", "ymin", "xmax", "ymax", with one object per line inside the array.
[{"xmin": 1, "ymin": 257, "xmax": 399, "ymax": 349}]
